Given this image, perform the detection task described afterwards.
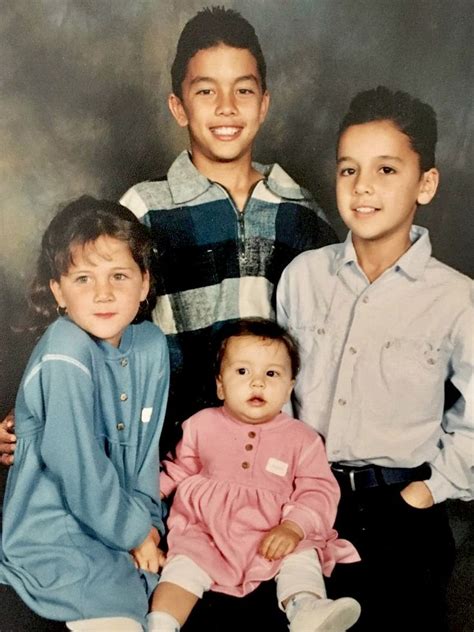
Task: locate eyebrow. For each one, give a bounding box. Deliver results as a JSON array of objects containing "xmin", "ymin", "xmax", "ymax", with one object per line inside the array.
[
  {"xmin": 337, "ymin": 154, "xmax": 403, "ymax": 164},
  {"xmin": 189, "ymin": 74, "xmax": 260, "ymax": 86}
]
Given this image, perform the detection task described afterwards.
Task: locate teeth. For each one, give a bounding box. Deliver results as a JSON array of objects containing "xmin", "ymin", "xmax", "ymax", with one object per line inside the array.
[
  {"xmin": 355, "ymin": 207, "xmax": 377, "ymax": 214},
  {"xmin": 211, "ymin": 127, "xmax": 240, "ymax": 136}
]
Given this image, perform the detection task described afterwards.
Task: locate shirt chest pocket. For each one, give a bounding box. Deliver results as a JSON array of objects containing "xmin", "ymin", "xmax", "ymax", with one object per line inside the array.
[{"xmin": 380, "ymin": 336, "xmax": 450, "ymax": 392}]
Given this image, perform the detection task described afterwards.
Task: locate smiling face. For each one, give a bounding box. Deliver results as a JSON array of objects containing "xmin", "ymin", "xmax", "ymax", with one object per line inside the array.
[
  {"xmin": 216, "ymin": 335, "xmax": 294, "ymax": 425},
  {"xmin": 168, "ymin": 44, "xmax": 269, "ymax": 172},
  {"xmin": 50, "ymin": 235, "xmax": 149, "ymax": 347},
  {"xmin": 336, "ymin": 120, "xmax": 438, "ymax": 250}
]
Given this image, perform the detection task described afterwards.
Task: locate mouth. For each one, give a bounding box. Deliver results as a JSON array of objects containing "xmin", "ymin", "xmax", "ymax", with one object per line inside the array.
[
  {"xmin": 209, "ymin": 126, "xmax": 243, "ymax": 140},
  {"xmin": 248, "ymin": 395, "xmax": 266, "ymax": 406},
  {"xmin": 353, "ymin": 206, "xmax": 380, "ymax": 215},
  {"xmin": 94, "ymin": 313, "xmax": 116, "ymax": 319}
]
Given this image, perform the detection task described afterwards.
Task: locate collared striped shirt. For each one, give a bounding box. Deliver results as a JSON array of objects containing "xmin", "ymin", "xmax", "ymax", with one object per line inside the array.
[{"xmin": 121, "ymin": 151, "xmax": 337, "ymax": 448}]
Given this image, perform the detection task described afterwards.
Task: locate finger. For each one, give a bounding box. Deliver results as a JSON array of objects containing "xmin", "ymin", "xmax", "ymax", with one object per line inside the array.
[{"xmin": 0, "ymin": 453, "xmax": 14, "ymax": 466}]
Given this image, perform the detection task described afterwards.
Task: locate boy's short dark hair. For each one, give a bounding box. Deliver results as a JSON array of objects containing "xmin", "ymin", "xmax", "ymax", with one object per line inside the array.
[
  {"xmin": 171, "ymin": 6, "xmax": 267, "ymax": 98},
  {"xmin": 338, "ymin": 86, "xmax": 437, "ymax": 172},
  {"xmin": 213, "ymin": 318, "xmax": 300, "ymax": 379}
]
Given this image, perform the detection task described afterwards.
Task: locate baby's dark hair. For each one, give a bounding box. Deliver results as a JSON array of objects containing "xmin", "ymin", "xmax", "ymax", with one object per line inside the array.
[
  {"xmin": 30, "ymin": 195, "xmax": 154, "ymax": 325},
  {"xmin": 171, "ymin": 6, "xmax": 267, "ymax": 98},
  {"xmin": 213, "ymin": 318, "xmax": 300, "ymax": 379},
  {"xmin": 338, "ymin": 86, "xmax": 437, "ymax": 172}
]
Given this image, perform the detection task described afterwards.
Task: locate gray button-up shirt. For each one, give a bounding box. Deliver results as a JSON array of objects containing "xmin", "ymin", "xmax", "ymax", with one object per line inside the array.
[{"xmin": 277, "ymin": 226, "xmax": 473, "ymax": 504}]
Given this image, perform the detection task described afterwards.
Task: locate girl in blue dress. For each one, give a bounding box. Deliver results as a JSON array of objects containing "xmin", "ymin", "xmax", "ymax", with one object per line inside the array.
[{"xmin": 0, "ymin": 197, "xmax": 169, "ymax": 631}]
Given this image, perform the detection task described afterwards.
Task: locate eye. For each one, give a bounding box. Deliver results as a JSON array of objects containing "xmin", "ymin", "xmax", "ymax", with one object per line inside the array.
[
  {"xmin": 266, "ymin": 370, "xmax": 279, "ymax": 377},
  {"xmin": 196, "ymin": 89, "xmax": 213, "ymax": 96},
  {"xmin": 113, "ymin": 273, "xmax": 128, "ymax": 281},
  {"xmin": 74, "ymin": 275, "xmax": 89, "ymax": 284},
  {"xmin": 339, "ymin": 167, "xmax": 355, "ymax": 177},
  {"xmin": 237, "ymin": 88, "xmax": 254, "ymax": 95},
  {"xmin": 379, "ymin": 166, "xmax": 396, "ymax": 174},
  {"xmin": 237, "ymin": 368, "xmax": 248, "ymax": 375}
]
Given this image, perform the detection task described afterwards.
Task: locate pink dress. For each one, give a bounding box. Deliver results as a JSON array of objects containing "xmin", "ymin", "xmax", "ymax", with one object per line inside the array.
[{"xmin": 160, "ymin": 408, "xmax": 359, "ymax": 596}]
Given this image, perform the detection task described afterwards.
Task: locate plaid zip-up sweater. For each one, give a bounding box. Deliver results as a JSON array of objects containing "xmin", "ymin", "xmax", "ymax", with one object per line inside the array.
[{"xmin": 121, "ymin": 151, "xmax": 337, "ymax": 451}]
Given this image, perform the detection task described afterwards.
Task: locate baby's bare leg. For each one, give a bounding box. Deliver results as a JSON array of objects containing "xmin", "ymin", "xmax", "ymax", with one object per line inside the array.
[{"xmin": 151, "ymin": 581, "xmax": 198, "ymax": 626}]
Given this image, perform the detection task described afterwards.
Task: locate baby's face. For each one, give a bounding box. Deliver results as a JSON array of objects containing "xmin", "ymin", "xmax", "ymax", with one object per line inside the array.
[{"xmin": 216, "ymin": 335, "xmax": 294, "ymax": 425}]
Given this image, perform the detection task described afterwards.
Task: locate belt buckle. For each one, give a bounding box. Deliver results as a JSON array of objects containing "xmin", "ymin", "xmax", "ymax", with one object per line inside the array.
[{"xmin": 349, "ymin": 469, "xmax": 357, "ymax": 492}]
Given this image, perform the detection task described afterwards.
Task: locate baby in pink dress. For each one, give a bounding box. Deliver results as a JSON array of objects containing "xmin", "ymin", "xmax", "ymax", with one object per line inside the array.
[{"xmin": 148, "ymin": 319, "xmax": 361, "ymax": 632}]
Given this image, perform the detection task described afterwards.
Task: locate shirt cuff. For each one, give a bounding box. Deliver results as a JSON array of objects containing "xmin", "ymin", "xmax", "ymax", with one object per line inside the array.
[{"xmin": 282, "ymin": 506, "xmax": 322, "ymax": 539}]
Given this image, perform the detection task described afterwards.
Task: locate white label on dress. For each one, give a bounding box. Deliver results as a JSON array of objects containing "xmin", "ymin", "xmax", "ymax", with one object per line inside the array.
[
  {"xmin": 266, "ymin": 457, "xmax": 288, "ymax": 476},
  {"xmin": 141, "ymin": 407, "xmax": 153, "ymax": 423}
]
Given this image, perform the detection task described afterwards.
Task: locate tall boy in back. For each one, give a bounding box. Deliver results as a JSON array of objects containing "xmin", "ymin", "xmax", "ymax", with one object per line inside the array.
[
  {"xmin": 120, "ymin": 7, "xmax": 336, "ymax": 453},
  {"xmin": 277, "ymin": 86, "xmax": 473, "ymax": 631}
]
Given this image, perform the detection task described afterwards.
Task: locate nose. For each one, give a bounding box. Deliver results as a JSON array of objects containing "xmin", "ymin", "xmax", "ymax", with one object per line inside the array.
[
  {"xmin": 215, "ymin": 90, "xmax": 237, "ymax": 116},
  {"xmin": 250, "ymin": 374, "xmax": 265, "ymax": 389},
  {"xmin": 354, "ymin": 172, "xmax": 374, "ymax": 195},
  {"xmin": 94, "ymin": 279, "xmax": 114, "ymax": 302}
]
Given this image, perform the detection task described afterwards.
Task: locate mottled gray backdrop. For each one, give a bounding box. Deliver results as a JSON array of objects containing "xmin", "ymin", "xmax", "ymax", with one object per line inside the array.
[{"xmin": 0, "ymin": 1, "xmax": 473, "ymax": 628}]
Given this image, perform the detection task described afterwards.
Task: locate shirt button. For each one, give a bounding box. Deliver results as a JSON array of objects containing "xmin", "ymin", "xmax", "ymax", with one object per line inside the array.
[
  {"xmin": 317, "ymin": 328, "xmax": 325, "ymax": 335},
  {"xmin": 116, "ymin": 422, "xmax": 125, "ymax": 431},
  {"xmin": 120, "ymin": 358, "xmax": 128, "ymax": 367},
  {"xmin": 241, "ymin": 461, "xmax": 250, "ymax": 469},
  {"xmin": 248, "ymin": 431, "xmax": 256, "ymax": 438},
  {"xmin": 245, "ymin": 444, "xmax": 253, "ymax": 451},
  {"xmin": 120, "ymin": 393, "xmax": 128, "ymax": 401},
  {"xmin": 362, "ymin": 296, "xmax": 369, "ymax": 304},
  {"xmin": 338, "ymin": 398, "xmax": 347, "ymax": 406},
  {"xmin": 349, "ymin": 346, "xmax": 357, "ymax": 354}
]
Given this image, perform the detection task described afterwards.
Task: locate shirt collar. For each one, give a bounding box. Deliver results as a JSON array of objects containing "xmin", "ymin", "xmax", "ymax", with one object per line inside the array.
[
  {"xmin": 167, "ymin": 150, "xmax": 306, "ymax": 204},
  {"xmin": 333, "ymin": 225, "xmax": 432, "ymax": 280}
]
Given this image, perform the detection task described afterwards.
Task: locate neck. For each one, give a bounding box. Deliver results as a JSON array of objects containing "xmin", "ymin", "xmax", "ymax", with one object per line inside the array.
[
  {"xmin": 353, "ymin": 231, "xmax": 412, "ymax": 283},
  {"xmin": 190, "ymin": 150, "xmax": 262, "ymax": 211}
]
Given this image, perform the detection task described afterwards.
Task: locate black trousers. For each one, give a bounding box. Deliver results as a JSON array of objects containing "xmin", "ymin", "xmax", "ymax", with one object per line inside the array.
[{"xmin": 326, "ymin": 483, "xmax": 455, "ymax": 632}]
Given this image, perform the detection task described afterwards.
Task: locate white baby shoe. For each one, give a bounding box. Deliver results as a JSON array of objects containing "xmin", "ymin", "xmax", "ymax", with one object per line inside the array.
[{"xmin": 289, "ymin": 597, "xmax": 361, "ymax": 632}]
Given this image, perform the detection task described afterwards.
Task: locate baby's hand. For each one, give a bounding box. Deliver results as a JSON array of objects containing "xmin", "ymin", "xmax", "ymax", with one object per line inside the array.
[
  {"xmin": 130, "ymin": 527, "xmax": 166, "ymax": 573},
  {"xmin": 258, "ymin": 521, "xmax": 304, "ymax": 561}
]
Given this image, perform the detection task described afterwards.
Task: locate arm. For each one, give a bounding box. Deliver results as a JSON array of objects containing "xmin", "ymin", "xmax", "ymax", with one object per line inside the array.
[
  {"xmin": 422, "ymin": 303, "xmax": 474, "ymax": 504},
  {"xmin": 160, "ymin": 418, "xmax": 202, "ymax": 497},
  {"xmin": 33, "ymin": 357, "xmax": 152, "ymax": 551},
  {"xmin": 280, "ymin": 435, "xmax": 340, "ymax": 539},
  {"xmin": 131, "ymin": 340, "xmax": 170, "ymax": 533},
  {"xmin": 0, "ymin": 411, "xmax": 16, "ymax": 466}
]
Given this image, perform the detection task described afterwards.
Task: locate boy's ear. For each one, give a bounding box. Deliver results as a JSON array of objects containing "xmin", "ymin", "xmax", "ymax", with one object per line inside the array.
[
  {"xmin": 168, "ymin": 93, "xmax": 188, "ymax": 128},
  {"xmin": 417, "ymin": 168, "xmax": 439, "ymax": 206},
  {"xmin": 49, "ymin": 279, "xmax": 65, "ymax": 308},
  {"xmin": 258, "ymin": 90, "xmax": 270, "ymax": 124}
]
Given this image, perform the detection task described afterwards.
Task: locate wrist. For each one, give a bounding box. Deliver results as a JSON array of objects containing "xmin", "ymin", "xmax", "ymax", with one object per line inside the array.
[{"xmin": 280, "ymin": 520, "xmax": 304, "ymax": 540}]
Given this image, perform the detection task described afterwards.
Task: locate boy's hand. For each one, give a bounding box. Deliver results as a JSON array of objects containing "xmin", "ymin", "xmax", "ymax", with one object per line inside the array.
[
  {"xmin": 130, "ymin": 527, "xmax": 166, "ymax": 573},
  {"xmin": 0, "ymin": 411, "xmax": 16, "ymax": 466},
  {"xmin": 259, "ymin": 520, "xmax": 304, "ymax": 561},
  {"xmin": 400, "ymin": 481, "xmax": 434, "ymax": 509}
]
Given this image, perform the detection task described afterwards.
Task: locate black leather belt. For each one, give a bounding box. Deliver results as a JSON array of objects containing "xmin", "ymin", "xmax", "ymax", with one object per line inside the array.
[{"xmin": 331, "ymin": 462, "xmax": 431, "ymax": 493}]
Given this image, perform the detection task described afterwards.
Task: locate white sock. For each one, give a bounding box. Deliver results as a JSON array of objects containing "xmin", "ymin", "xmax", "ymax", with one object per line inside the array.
[
  {"xmin": 285, "ymin": 592, "xmax": 323, "ymax": 622},
  {"xmin": 146, "ymin": 611, "xmax": 180, "ymax": 632}
]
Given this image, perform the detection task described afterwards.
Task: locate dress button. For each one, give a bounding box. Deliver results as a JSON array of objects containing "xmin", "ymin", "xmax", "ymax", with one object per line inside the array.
[
  {"xmin": 120, "ymin": 358, "xmax": 128, "ymax": 367},
  {"xmin": 317, "ymin": 328, "xmax": 325, "ymax": 335},
  {"xmin": 248, "ymin": 431, "xmax": 256, "ymax": 438},
  {"xmin": 116, "ymin": 422, "xmax": 125, "ymax": 431},
  {"xmin": 362, "ymin": 296, "xmax": 369, "ymax": 304},
  {"xmin": 241, "ymin": 461, "xmax": 250, "ymax": 469},
  {"xmin": 245, "ymin": 444, "xmax": 253, "ymax": 451},
  {"xmin": 349, "ymin": 346, "xmax": 357, "ymax": 354},
  {"xmin": 384, "ymin": 341, "xmax": 391, "ymax": 349},
  {"xmin": 120, "ymin": 393, "xmax": 128, "ymax": 401},
  {"xmin": 338, "ymin": 398, "xmax": 347, "ymax": 406}
]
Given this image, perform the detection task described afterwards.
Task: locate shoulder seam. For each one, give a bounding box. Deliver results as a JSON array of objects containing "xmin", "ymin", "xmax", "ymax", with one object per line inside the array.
[{"xmin": 24, "ymin": 354, "xmax": 92, "ymax": 388}]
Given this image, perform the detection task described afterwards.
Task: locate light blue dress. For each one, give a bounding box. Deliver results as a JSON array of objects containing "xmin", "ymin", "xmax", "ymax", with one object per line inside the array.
[{"xmin": 0, "ymin": 317, "xmax": 169, "ymax": 626}]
